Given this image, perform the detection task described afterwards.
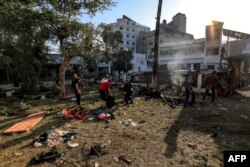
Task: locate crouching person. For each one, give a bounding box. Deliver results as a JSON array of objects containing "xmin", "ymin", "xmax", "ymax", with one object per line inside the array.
[{"xmin": 99, "ymin": 78, "xmax": 113, "ymax": 108}]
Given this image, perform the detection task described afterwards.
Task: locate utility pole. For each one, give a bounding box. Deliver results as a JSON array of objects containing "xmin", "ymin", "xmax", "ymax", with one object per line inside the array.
[{"xmin": 152, "ymin": 0, "xmax": 163, "ymax": 88}]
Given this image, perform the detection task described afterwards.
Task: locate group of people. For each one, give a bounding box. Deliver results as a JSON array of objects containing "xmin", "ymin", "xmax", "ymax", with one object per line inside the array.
[
  {"xmin": 71, "ymin": 73, "xmax": 134, "ymax": 108},
  {"xmin": 70, "ymin": 70, "xmax": 218, "ymax": 109},
  {"xmin": 184, "ymin": 70, "xmax": 218, "ymax": 107}
]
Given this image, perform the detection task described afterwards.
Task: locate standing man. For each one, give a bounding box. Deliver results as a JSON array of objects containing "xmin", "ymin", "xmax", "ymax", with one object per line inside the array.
[
  {"xmin": 121, "ymin": 82, "xmax": 133, "ymax": 105},
  {"xmin": 184, "ymin": 71, "xmax": 195, "ymax": 107},
  {"xmin": 203, "ymin": 71, "xmax": 218, "ymax": 102},
  {"xmin": 72, "ymin": 73, "xmax": 81, "ymax": 106}
]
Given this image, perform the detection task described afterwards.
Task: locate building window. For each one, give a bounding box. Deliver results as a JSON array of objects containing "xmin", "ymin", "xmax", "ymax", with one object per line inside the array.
[
  {"xmin": 120, "ymin": 27, "xmax": 123, "ymax": 30},
  {"xmin": 132, "ymin": 42, "xmax": 135, "ymax": 45},
  {"xmin": 206, "ymin": 48, "xmax": 219, "ymax": 55},
  {"xmin": 149, "ymin": 42, "xmax": 153, "ymax": 45},
  {"xmin": 121, "ymin": 41, "xmax": 123, "ymax": 44},
  {"xmin": 127, "ymin": 34, "xmax": 129, "ymax": 38},
  {"xmin": 132, "ymin": 22, "xmax": 135, "ymax": 26},
  {"xmin": 208, "ymin": 65, "xmax": 215, "ymax": 69},
  {"xmin": 127, "ymin": 41, "xmax": 129, "ymax": 45},
  {"xmin": 186, "ymin": 64, "xmax": 191, "ymax": 69},
  {"xmin": 213, "ymin": 48, "xmax": 219, "ymax": 55},
  {"xmin": 127, "ymin": 28, "xmax": 129, "ymax": 31},
  {"xmin": 132, "ymin": 29, "xmax": 135, "ymax": 32},
  {"xmin": 132, "ymin": 47, "xmax": 134, "ymax": 51},
  {"xmin": 132, "ymin": 36, "xmax": 135, "ymax": 38},
  {"xmin": 193, "ymin": 63, "xmax": 200, "ymax": 71}
]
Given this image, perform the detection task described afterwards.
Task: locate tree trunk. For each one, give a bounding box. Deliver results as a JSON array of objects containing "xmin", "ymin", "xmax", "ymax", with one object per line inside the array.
[
  {"xmin": 59, "ymin": 56, "xmax": 71, "ymax": 97},
  {"xmin": 152, "ymin": 0, "xmax": 163, "ymax": 88},
  {"xmin": 59, "ymin": 38, "xmax": 72, "ymax": 97}
]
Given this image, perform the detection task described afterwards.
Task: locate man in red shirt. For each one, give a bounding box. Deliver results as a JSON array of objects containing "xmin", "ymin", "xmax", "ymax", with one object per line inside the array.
[{"xmin": 99, "ymin": 79, "xmax": 113, "ymax": 108}]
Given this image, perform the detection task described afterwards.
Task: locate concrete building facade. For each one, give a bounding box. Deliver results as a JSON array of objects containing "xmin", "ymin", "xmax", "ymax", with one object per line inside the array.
[
  {"xmin": 137, "ymin": 13, "xmax": 193, "ymax": 65},
  {"xmin": 223, "ymin": 38, "xmax": 250, "ymax": 73},
  {"xmin": 109, "ymin": 15, "xmax": 150, "ymax": 53},
  {"xmin": 158, "ymin": 21, "xmax": 224, "ymax": 71}
]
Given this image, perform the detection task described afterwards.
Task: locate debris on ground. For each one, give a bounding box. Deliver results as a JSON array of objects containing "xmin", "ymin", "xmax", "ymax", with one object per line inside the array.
[
  {"xmin": 138, "ymin": 120, "xmax": 146, "ymax": 124},
  {"xmin": 219, "ymin": 107, "xmax": 228, "ymax": 111},
  {"xmin": 118, "ymin": 155, "xmax": 132, "ymax": 165},
  {"xmin": 62, "ymin": 106, "xmax": 90, "ymax": 120},
  {"xmin": 36, "ymin": 129, "xmax": 77, "ymax": 147},
  {"xmin": 120, "ymin": 119, "xmax": 137, "ymax": 127},
  {"xmin": 240, "ymin": 115, "xmax": 248, "ymax": 119},
  {"xmin": 30, "ymin": 148, "xmax": 62, "ymax": 164},
  {"xmin": 113, "ymin": 156, "xmax": 119, "ymax": 162},
  {"xmin": 67, "ymin": 141, "xmax": 79, "ymax": 148},
  {"xmin": 14, "ymin": 152, "xmax": 23, "ymax": 156},
  {"xmin": 94, "ymin": 162, "xmax": 100, "ymax": 167},
  {"xmin": 89, "ymin": 144, "xmax": 107, "ymax": 157},
  {"xmin": 187, "ymin": 143, "xmax": 197, "ymax": 150},
  {"xmin": 3, "ymin": 111, "xmax": 47, "ymax": 134},
  {"xmin": 34, "ymin": 141, "xmax": 43, "ymax": 147}
]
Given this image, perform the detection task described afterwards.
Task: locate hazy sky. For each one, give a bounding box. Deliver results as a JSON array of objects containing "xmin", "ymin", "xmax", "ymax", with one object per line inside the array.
[{"xmin": 82, "ymin": 0, "xmax": 250, "ymax": 40}]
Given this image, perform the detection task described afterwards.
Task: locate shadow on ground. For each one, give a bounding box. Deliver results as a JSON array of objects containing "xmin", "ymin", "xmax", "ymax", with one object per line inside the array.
[{"xmin": 165, "ymin": 96, "xmax": 250, "ymax": 160}]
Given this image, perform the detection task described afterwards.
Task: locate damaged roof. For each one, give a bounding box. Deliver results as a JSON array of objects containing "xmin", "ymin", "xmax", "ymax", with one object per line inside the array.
[{"xmin": 223, "ymin": 28, "xmax": 250, "ymax": 40}]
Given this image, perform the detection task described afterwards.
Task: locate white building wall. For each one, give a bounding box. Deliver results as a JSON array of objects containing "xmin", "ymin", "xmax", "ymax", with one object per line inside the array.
[
  {"xmin": 110, "ymin": 16, "xmax": 150, "ymax": 52},
  {"xmin": 130, "ymin": 53, "xmax": 150, "ymax": 72},
  {"xmin": 159, "ymin": 38, "xmax": 220, "ymax": 71}
]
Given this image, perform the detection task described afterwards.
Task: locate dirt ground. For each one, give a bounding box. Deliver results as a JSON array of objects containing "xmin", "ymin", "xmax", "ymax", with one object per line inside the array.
[{"xmin": 0, "ymin": 85, "xmax": 250, "ymax": 167}]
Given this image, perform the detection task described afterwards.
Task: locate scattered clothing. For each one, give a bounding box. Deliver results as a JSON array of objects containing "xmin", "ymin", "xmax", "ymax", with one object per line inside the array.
[
  {"xmin": 62, "ymin": 106, "xmax": 90, "ymax": 120},
  {"xmin": 37, "ymin": 129, "xmax": 77, "ymax": 147}
]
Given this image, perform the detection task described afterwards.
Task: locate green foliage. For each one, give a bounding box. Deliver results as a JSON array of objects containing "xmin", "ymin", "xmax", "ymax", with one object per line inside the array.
[
  {"xmin": 0, "ymin": 0, "xmax": 115, "ymax": 94},
  {"xmin": 112, "ymin": 49, "xmax": 134, "ymax": 72},
  {"xmin": 0, "ymin": 1, "xmax": 48, "ymax": 93},
  {"xmin": 100, "ymin": 24, "xmax": 123, "ymax": 60}
]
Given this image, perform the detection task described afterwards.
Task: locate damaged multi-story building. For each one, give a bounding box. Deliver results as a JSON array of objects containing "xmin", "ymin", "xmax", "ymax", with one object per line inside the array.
[
  {"xmin": 222, "ymin": 29, "xmax": 250, "ymax": 73},
  {"xmin": 158, "ymin": 20, "xmax": 224, "ymax": 71},
  {"xmin": 137, "ymin": 13, "xmax": 194, "ymax": 65},
  {"xmin": 98, "ymin": 15, "xmax": 151, "ymax": 75},
  {"xmin": 109, "ymin": 15, "xmax": 150, "ymax": 53}
]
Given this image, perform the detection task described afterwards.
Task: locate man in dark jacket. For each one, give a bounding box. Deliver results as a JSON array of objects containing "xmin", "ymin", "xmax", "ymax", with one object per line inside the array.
[
  {"xmin": 184, "ymin": 71, "xmax": 195, "ymax": 107},
  {"xmin": 121, "ymin": 82, "xmax": 133, "ymax": 105},
  {"xmin": 203, "ymin": 71, "xmax": 218, "ymax": 102},
  {"xmin": 72, "ymin": 73, "xmax": 81, "ymax": 106}
]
